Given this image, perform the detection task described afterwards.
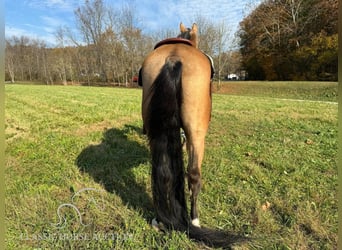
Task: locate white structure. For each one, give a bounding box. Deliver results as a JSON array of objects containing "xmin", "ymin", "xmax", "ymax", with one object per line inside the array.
[{"xmin": 227, "ymin": 73, "xmax": 239, "ymax": 80}]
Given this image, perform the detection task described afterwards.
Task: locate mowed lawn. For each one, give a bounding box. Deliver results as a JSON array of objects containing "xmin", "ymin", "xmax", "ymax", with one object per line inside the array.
[
  {"xmin": 212, "ymin": 81, "xmax": 338, "ymax": 102},
  {"xmin": 5, "ymin": 83, "xmax": 337, "ymax": 249}
]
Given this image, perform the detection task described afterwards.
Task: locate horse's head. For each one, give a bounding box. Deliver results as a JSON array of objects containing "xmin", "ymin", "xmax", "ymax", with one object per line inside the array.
[{"xmin": 178, "ymin": 23, "xmax": 198, "ymax": 48}]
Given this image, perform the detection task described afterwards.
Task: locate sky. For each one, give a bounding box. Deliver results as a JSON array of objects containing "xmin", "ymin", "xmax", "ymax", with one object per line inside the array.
[{"xmin": 5, "ymin": 0, "xmax": 261, "ymax": 46}]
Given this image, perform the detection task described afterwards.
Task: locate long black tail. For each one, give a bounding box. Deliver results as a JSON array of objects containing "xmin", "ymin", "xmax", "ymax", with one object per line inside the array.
[{"xmin": 147, "ymin": 57, "xmax": 246, "ymax": 248}]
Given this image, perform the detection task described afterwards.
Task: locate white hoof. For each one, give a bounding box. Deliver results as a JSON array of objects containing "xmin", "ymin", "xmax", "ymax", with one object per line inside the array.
[
  {"xmin": 152, "ymin": 218, "xmax": 160, "ymax": 231},
  {"xmin": 151, "ymin": 218, "xmax": 166, "ymax": 232},
  {"xmin": 191, "ymin": 218, "xmax": 201, "ymax": 227}
]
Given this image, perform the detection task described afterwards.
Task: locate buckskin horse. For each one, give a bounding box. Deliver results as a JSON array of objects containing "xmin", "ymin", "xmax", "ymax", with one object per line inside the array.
[{"xmin": 139, "ymin": 23, "xmax": 246, "ymax": 248}]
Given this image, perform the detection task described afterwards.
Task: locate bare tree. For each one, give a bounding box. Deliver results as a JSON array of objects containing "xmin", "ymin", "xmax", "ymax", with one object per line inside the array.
[
  {"xmin": 5, "ymin": 36, "xmax": 48, "ymax": 83},
  {"xmin": 55, "ymin": 27, "xmax": 68, "ymax": 85},
  {"xmin": 151, "ymin": 28, "xmax": 177, "ymax": 44},
  {"xmin": 213, "ymin": 20, "xmax": 233, "ymax": 88},
  {"xmin": 74, "ymin": 0, "xmax": 109, "ymax": 82},
  {"xmin": 5, "ymin": 40, "xmax": 16, "ymax": 82},
  {"xmin": 192, "ymin": 15, "xmax": 236, "ymax": 86},
  {"xmin": 193, "ymin": 15, "xmax": 217, "ymax": 55},
  {"xmin": 118, "ymin": 1, "xmax": 144, "ymax": 86}
]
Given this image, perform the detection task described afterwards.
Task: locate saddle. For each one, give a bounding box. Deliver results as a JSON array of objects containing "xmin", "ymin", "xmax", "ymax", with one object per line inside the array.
[
  {"xmin": 138, "ymin": 38, "xmax": 215, "ymax": 86},
  {"xmin": 154, "ymin": 38, "xmax": 194, "ymax": 49}
]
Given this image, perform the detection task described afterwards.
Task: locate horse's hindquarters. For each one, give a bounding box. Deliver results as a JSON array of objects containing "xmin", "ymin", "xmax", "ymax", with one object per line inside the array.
[{"xmin": 141, "ymin": 44, "xmax": 212, "ymax": 135}]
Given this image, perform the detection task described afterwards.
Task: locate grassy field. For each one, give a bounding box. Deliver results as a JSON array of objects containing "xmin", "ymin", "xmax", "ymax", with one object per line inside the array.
[
  {"xmin": 12, "ymin": 80, "xmax": 339, "ymax": 103},
  {"xmin": 212, "ymin": 81, "xmax": 338, "ymax": 102},
  {"xmin": 5, "ymin": 83, "xmax": 337, "ymax": 249}
]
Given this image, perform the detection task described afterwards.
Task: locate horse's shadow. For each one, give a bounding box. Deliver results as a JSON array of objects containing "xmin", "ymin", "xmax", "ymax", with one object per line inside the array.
[{"xmin": 75, "ymin": 124, "xmax": 153, "ymax": 219}]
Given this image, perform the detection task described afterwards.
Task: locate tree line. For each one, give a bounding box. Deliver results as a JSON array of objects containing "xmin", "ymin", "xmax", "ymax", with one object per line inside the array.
[
  {"xmin": 5, "ymin": 1, "xmax": 155, "ymax": 86},
  {"xmin": 238, "ymin": 0, "xmax": 338, "ymax": 81},
  {"xmin": 5, "ymin": 0, "xmax": 239, "ymax": 86},
  {"xmin": 5, "ymin": 0, "xmax": 337, "ymax": 85}
]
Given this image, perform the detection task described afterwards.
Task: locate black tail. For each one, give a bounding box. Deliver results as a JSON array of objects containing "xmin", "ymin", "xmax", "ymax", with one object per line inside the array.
[{"xmin": 147, "ymin": 58, "xmax": 246, "ymax": 248}]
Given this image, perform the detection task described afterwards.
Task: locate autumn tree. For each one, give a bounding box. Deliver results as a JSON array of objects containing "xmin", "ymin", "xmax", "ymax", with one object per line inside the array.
[{"xmin": 239, "ymin": 0, "xmax": 338, "ymax": 80}]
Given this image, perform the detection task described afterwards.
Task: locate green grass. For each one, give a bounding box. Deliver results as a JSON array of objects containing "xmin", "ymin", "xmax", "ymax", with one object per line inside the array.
[
  {"xmin": 213, "ymin": 81, "xmax": 338, "ymax": 102},
  {"xmin": 5, "ymin": 83, "xmax": 337, "ymax": 249}
]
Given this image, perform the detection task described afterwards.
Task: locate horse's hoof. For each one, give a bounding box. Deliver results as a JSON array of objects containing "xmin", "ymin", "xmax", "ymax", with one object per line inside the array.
[
  {"xmin": 152, "ymin": 218, "xmax": 159, "ymax": 231},
  {"xmin": 191, "ymin": 218, "xmax": 201, "ymax": 227},
  {"xmin": 152, "ymin": 218, "xmax": 166, "ymax": 232}
]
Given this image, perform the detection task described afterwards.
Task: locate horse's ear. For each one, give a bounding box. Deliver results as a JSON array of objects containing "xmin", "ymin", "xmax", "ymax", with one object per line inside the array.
[
  {"xmin": 190, "ymin": 23, "xmax": 199, "ymax": 48},
  {"xmin": 180, "ymin": 22, "xmax": 187, "ymax": 33},
  {"xmin": 191, "ymin": 23, "xmax": 198, "ymax": 34}
]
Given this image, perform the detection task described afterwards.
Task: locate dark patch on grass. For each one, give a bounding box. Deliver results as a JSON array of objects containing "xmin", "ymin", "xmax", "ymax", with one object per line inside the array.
[{"xmin": 76, "ymin": 125, "xmax": 153, "ymax": 220}]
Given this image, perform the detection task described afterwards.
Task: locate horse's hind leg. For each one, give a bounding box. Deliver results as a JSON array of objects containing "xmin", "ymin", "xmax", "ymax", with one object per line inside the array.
[{"xmin": 186, "ymin": 135, "xmax": 205, "ymax": 227}]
